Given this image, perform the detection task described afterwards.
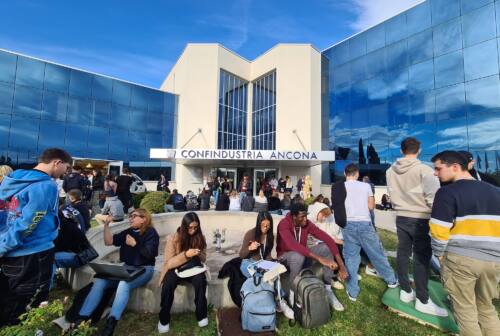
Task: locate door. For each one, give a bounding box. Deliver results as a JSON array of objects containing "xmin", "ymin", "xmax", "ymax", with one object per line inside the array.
[
  {"xmin": 211, "ymin": 168, "xmax": 238, "ymax": 191},
  {"xmin": 107, "ymin": 161, "xmax": 123, "ymax": 178},
  {"xmin": 254, "ymin": 169, "xmax": 279, "ymax": 196}
]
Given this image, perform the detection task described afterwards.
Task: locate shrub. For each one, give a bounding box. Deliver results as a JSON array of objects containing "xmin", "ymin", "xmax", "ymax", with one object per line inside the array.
[
  {"xmin": 132, "ymin": 192, "xmax": 148, "ymax": 209},
  {"xmin": 140, "ymin": 191, "xmax": 169, "ymax": 214},
  {"xmin": 304, "ymin": 196, "xmax": 315, "ymax": 207}
]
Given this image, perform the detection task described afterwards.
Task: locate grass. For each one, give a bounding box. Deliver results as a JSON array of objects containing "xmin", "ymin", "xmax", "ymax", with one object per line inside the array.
[{"xmin": 3, "ymin": 229, "xmax": 498, "ymax": 335}]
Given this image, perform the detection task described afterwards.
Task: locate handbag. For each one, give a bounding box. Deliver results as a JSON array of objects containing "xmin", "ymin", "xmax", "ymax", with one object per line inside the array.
[
  {"xmin": 175, "ymin": 256, "xmax": 206, "ymax": 278},
  {"xmin": 76, "ymin": 245, "xmax": 99, "ymax": 266}
]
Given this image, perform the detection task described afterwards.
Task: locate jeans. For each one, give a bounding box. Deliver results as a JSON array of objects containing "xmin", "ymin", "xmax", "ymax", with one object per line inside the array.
[
  {"xmin": 0, "ymin": 249, "xmax": 54, "ymax": 326},
  {"xmin": 79, "ymin": 265, "xmax": 154, "ymax": 320},
  {"xmin": 164, "ymin": 204, "xmax": 174, "ymax": 213},
  {"xmin": 396, "ymin": 216, "xmax": 432, "ymax": 302},
  {"xmin": 343, "ymin": 221, "xmax": 397, "ymax": 298},
  {"xmin": 159, "ymin": 270, "xmax": 207, "ymax": 325},
  {"xmin": 52, "ymin": 251, "xmax": 82, "ymax": 288}
]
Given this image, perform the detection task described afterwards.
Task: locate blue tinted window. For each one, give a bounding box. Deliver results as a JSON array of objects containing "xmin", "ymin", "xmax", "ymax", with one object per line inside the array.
[
  {"xmin": 431, "ymin": 0, "xmax": 460, "ymax": 26},
  {"xmin": 109, "ymin": 131, "xmax": 127, "ymax": 156},
  {"xmin": 385, "ymin": 68, "xmax": 408, "ymax": 100},
  {"xmin": 366, "ymin": 24, "xmax": 385, "ymax": 52},
  {"xmin": 69, "ymin": 70, "xmax": 92, "ymax": 97},
  {"xmin": 44, "ymin": 63, "xmax": 69, "ymax": 93},
  {"xmin": 409, "ymin": 92, "xmax": 436, "ymax": 123},
  {"xmin": 465, "ymin": 75, "xmax": 500, "ymax": 116},
  {"xmin": 333, "ymin": 63, "xmax": 350, "ymax": 87},
  {"xmin": 147, "ymin": 110, "xmax": 163, "ymax": 133},
  {"xmin": 13, "ymin": 85, "xmax": 42, "ymax": 118},
  {"xmin": 9, "ymin": 116, "xmax": 39, "ymax": 150},
  {"xmin": 92, "ymin": 76, "xmax": 112, "ymax": 101},
  {"xmin": 365, "ymin": 48, "xmax": 385, "ymax": 78},
  {"xmin": 41, "ymin": 90, "xmax": 67, "ymax": 122},
  {"xmin": 149, "ymin": 90, "xmax": 164, "ymax": 112},
  {"xmin": 38, "ymin": 120, "xmax": 65, "ymax": 149},
  {"xmin": 385, "ymin": 40, "xmax": 407, "ymax": 70},
  {"xmin": 131, "ymin": 86, "xmax": 149, "ymax": 109},
  {"xmin": 0, "ymin": 82, "xmax": 14, "ymax": 114},
  {"xmin": 350, "ymin": 56, "xmax": 366, "ymax": 83},
  {"xmin": 434, "ymin": 50, "xmax": 464, "ymax": 88},
  {"xmin": 368, "ymin": 103, "xmax": 389, "ymax": 126},
  {"xmin": 437, "ymin": 117, "xmax": 467, "ymax": 150},
  {"xmin": 331, "ymin": 43, "xmax": 350, "ymax": 67},
  {"xmin": 497, "ymin": 2, "xmax": 500, "ymax": 38},
  {"xmin": 435, "ymin": 83, "xmax": 466, "ymax": 120},
  {"xmin": 365, "ymin": 76, "xmax": 387, "ymax": 103},
  {"xmin": 433, "ymin": 18, "xmax": 462, "ymax": 56},
  {"xmin": 463, "ymin": 39, "xmax": 499, "ymax": 81},
  {"xmin": 407, "ymin": 29, "xmax": 433, "ymax": 64},
  {"xmin": 409, "ymin": 122, "xmax": 437, "ymax": 153},
  {"xmin": 129, "ymin": 108, "xmax": 147, "ymax": 130},
  {"xmin": 112, "ymin": 80, "xmax": 131, "ymax": 105},
  {"xmin": 351, "ymin": 107, "xmax": 369, "ymax": 128},
  {"xmin": 409, "ymin": 59, "xmax": 434, "ymax": 92},
  {"xmin": 0, "ymin": 115, "xmax": 10, "ymax": 149},
  {"xmin": 462, "ymin": 4, "xmax": 496, "ymax": 47},
  {"xmin": 111, "ymin": 104, "xmax": 129, "ymax": 130},
  {"xmin": 91, "ymin": 101, "xmax": 111, "ymax": 127},
  {"xmin": 406, "ymin": 1, "xmax": 431, "ymax": 36},
  {"xmin": 349, "ymin": 33, "xmax": 366, "ymax": 59},
  {"xmin": 0, "ymin": 52, "xmax": 17, "ymax": 84},
  {"xmin": 65, "ymin": 124, "xmax": 88, "ymax": 151},
  {"xmin": 16, "ymin": 57, "xmax": 45, "ymax": 89},
  {"xmin": 467, "ymin": 115, "xmax": 500, "ymax": 149},
  {"xmin": 127, "ymin": 131, "xmax": 146, "ymax": 158},
  {"xmin": 461, "ymin": 0, "xmax": 492, "ymax": 14},
  {"xmin": 87, "ymin": 126, "xmax": 109, "ymax": 155},
  {"xmin": 389, "ymin": 96, "xmax": 410, "ymax": 125},
  {"xmin": 67, "ymin": 97, "xmax": 91, "ymax": 124},
  {"xmin": 146, "ymin": 133, "xmax": 163, "ymax": 149},
  {"xmin": 385, "ymin": 14, "xmax": 407, "ymax": 45}
]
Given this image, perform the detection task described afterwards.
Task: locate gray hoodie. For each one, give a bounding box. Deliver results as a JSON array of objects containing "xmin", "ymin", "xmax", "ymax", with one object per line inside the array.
[
  {"xmin": 386, "ymin": 158, "xmax": 440, "ymax": 219},
  {"xmin": 101, "ymin": 196, "xmax": 125, "ymax": 221}
]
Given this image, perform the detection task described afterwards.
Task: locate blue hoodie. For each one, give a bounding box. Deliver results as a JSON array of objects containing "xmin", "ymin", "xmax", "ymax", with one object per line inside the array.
[{"xmin": 0, "ymin": 169, "xmax": 59, "ymax": 257}]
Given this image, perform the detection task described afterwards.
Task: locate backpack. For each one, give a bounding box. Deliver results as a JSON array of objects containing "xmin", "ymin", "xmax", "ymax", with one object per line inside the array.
[
  {"xmin": 291, "ymin": 268, "xmax": 330, "ymax": 328},
  {"xmin": 185, "ymin": 192, "xmax": 199, "ymax": 210},
  {"xmin": 172, "ymin": 194, "xmax": 185, "ymax": 210},
  {"xmin": 240, "ymin": 273, "xmax": 276, "ymax": 333}
]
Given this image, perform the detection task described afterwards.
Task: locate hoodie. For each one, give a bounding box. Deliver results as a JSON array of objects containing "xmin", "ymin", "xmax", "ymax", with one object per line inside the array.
[
  {"xmin": 0, "ymin": 169, "xmax": 59, "ymax": 257},
  {"xmin": 307, "ymin": 202, "xmax": 343, "ymax": 242},
  {"xmin": 386, "ymin": 158, "xmax": 440, "ymax": 219}
]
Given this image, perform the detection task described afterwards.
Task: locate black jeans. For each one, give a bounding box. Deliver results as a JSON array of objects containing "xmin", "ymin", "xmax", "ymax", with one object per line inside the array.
[
  {"xmin": 117, "ymin": 192, "xmax": 132, "ymax": 213},
  {"xmin": 0, "ymin": 249, "xmax": 54, "ymax": 326},
  {"xmin": 159, "ymin": 270, "xmax": 208, "ymax": 325},
  {"xmin": 396, "ymin": 216, "xmax": 432, "ymax": 303}
]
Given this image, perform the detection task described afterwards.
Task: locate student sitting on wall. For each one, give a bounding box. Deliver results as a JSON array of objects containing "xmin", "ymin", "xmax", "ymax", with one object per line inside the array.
[
  {"xmin": 253, "ymin": 190, "xmax": 268, "ymax": 212},
  {"xmin": 267, "ymin": 191, "xmax": 282, "ymax": 214},
  {"xmin": 215, "ymin": 189, "xmax": 230, "ymax": 211},
  {"xmin": 239, "ymin": 211, "xmax": 294, "ymax": 319},
  {"xmin": 76, "ymin": 208, "xmax": 159, "ymax": 336},
  {"xmin": 67, "ymin": 189, "xmax": 91, "ymax": 232},
  {"xmin": 228, "ymin": 190, "xmax": 241, "ymax": 211},
  {"xmin": 158, "ymin": 212, "xmax": 209, "ymax": 333},
  {"xmin": 94, "ymin": 193, "xmax": 125, "ymax": 225},
  {"xmin": 241, "ymin": 190, "xmax": 255, "ymax": 212}
]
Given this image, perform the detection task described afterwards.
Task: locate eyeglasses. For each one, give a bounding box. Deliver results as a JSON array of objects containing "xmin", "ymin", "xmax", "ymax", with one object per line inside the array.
[
  {"xmin": 188, "ymin": 225, "xmax": 199, "ymax": 231},
  {"xmin": 128, "ymin": 213, "xmax": 144, "ymax": 219}
]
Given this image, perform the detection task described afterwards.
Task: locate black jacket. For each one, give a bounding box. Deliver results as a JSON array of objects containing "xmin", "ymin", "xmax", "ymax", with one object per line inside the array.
[
  {"xmin": 54, "ymin": 207, "xmax": 91, "ymax": 253},
  {"xmin": 218, "ymin": 257, "xmax": 245, "ymax": 308},
  {"xmin": 331, "ymin": 181, "xmax": 347, "ymax": 228},
  {"xmin": 63, "ymin": 173, "xmax": 85, "ymax": 192}
]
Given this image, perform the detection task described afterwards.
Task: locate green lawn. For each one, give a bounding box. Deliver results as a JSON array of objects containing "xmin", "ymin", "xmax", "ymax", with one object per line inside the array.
[{"xmin": 2, "ymin": 229, "xmax": 498, "ymax": 335}]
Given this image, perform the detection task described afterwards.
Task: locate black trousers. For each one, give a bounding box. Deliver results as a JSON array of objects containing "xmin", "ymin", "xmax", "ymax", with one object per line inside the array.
[
  {"xmin": 0, "ymin": 249, "xmax": 54, "ymax": 326},
  {"xmin": 396, "ymin": 216, "xmax": 432, "ymax": 303},
  {"xmin": 117, "ymin": 192, "xmax": 132, "ymax": 213},
  {"xmin": 159, "ymin": 270, "xmax": 208, "ymax": 325}
]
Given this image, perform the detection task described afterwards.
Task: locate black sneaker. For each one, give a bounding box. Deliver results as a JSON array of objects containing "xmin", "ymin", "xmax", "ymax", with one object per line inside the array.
[{"xmin": 101, "ymin": 316, "xmax": 117, "ymax": 336}]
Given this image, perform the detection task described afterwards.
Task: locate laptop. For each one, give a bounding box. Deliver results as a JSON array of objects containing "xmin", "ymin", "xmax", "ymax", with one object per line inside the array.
[{"xmin": 88, "ymin": 261, "xmax": 145, "ymax": 281}]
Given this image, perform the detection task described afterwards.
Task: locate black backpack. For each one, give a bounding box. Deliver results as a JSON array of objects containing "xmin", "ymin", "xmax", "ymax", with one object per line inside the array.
[{"xmin": 291, "ymin": 268, "xmax": 331, "ymax": 328}]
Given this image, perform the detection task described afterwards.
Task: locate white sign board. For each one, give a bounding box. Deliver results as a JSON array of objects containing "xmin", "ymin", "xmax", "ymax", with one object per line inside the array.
[{"xmin": 150, "ymin": 148, "xmax": 335, "ymax": 161}]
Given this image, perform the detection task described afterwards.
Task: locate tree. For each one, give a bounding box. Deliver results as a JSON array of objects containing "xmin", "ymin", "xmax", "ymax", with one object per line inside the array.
[{"xmin": 358, "ymin": 138, "xmax": 366, "ymax": 164}]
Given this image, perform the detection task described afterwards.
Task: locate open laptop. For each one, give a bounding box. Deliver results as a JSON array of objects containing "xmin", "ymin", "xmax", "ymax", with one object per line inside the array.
[{"xmin": 88, "ymin": 261, "xmax": 145, "ymax": 281}]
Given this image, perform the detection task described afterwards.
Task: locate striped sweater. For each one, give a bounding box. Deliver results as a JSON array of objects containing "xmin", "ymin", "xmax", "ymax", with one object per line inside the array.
[{"xmin": 429, "ymin": 179, "xmax": 500, "ymax": 263}]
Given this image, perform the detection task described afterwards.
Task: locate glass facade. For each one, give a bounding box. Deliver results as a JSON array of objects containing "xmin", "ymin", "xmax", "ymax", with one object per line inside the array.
[
  {"xmin": 0, "ymin": 49, "xmax": 177, "ymax": 172},
  {"xmin": 218, "ymin": 69, "xmax": 248, "ymax": 149},
  {"xmin": 323, "ymin": 0, "xmax": 500, "ymax": 184},
  {"xmin": 252, "ymin": 70, "xmax": 276, "ymax": 150}
]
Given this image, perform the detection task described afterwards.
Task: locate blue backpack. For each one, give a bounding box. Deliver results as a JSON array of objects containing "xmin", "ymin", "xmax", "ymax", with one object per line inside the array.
[{"xmin": 240, "ymin": 273, "xmax": 276, "ymax": 333}]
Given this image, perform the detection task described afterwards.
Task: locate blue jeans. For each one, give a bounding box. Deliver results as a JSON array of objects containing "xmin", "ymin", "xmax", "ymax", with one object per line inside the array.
[
  {"xmin": 52, "ymin": 252, "xmax": 82, "ymax": 289},
  {"xmin": 343, "ymin": 221, "xmax": 397, "ymax": 298},
  {"xmin": 79, "ymin": 265, "xmax": 154, "ymax": 320}
]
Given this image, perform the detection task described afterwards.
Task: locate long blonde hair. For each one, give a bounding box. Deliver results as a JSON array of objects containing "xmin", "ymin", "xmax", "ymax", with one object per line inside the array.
[
  {"xmin": 0, "ymin": 165, "xmax": 13, "ymax": 183},
  {"xmin": 133, "ymin": 208, "xmax": 154, "ymax": 235}
]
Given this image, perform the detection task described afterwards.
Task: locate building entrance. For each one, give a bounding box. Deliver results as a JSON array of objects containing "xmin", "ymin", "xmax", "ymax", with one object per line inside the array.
[{"xmin": 253, "ymin": 168, "xmax": 279, "ymax": 196}]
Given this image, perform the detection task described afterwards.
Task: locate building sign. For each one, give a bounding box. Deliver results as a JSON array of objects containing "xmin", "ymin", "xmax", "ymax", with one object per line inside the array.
[{"xmin": 150, "ymin": 148, "xmax": 335, "ymax": 161}]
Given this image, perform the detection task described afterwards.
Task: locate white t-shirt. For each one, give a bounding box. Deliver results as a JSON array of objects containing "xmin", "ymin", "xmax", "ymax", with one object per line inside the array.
[{"xmin": 344, "ymin": 180, "xmax": 373, "ymax": 221}]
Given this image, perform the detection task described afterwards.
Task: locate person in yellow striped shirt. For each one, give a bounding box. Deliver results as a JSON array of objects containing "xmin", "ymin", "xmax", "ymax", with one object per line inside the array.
[{"xmin": 430, "ymin": 150, "xmax": 500, "ymax": 336}]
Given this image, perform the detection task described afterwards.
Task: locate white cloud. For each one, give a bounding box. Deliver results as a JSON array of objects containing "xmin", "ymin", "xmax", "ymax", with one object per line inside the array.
[{"xmin": 348, "ymin": 0, "xmax": 423, "ymax": 31}]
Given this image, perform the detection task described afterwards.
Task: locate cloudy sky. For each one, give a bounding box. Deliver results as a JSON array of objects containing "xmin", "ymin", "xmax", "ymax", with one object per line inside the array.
[{"xmin": 0, "ymin": 0, "xmax": 422, "ymax": 87}]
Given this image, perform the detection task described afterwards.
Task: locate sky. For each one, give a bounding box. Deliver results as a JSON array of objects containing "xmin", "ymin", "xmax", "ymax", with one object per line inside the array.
[{"xmin": 0, "ymin": 0, "xmax": 422, "ymax": 88}]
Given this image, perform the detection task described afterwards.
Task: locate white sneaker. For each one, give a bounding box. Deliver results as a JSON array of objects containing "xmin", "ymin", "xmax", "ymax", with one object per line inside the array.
[
  {"xmin": 400, "ymin": 289, "xmax": 416, "ymax": 303},
  {"xmin": 288, "ymin": 290, "xmax": 295, "ymax": 306},
  {"xmin": 387, "ymin": 281, "xmax": 399, "ymax": 289},
  {"xmin": 279, "ymin": 300, "xmax": 295, "ymax": 320},
  {"xmin": 198, "ymin": 318, "xmax": 209, "ymax": 328},
  {"xmin": 357, "ymin": 274, "xmax": 362, "ymax": 281},
  {"xmin": 365, "ymin": 266, "xmax": 381, "ymax": 278},
  {"xmin": 332, "ymin": 280, "xmax": 344, "ymax": 290},
  {"xmin": 346, "ymin": 290, "xmax": 357, "ymax": 302},
  {"xmin": 326, "ymin": 287, "xmax": 344, "ymax": 311},
  {"xmin": 415, "ymin": 298, "xmax": 448, "ymax": 317},
  {"xmin": 157, "ymin": 321, "xmax": 170, "ymax": 333}
]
